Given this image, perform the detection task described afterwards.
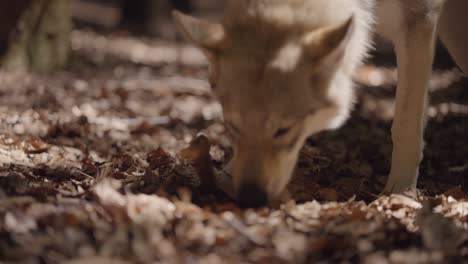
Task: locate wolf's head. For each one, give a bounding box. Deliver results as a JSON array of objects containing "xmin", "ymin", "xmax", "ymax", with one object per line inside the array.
[{"xmin": 173, "ymin": 2, "xmax": 357, "ymax": 207}]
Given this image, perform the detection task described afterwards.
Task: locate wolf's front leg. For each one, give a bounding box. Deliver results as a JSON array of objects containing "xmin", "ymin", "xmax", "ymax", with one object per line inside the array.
[
  {"xmin": 383, "ymin": 6, "xmax": 445, "ymax": 194},
  {"xmin": 438, "ymin": 0, "xmax": 468, "ymax": 75}
]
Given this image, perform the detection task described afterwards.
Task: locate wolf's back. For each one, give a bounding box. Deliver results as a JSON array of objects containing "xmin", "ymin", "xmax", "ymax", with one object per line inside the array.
[{"xmin": 223, "ymin": 0, "xmax": 375, "ymax": 74}]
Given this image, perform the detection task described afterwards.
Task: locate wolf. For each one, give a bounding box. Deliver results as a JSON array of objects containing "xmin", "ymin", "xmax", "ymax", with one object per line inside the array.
[{"xmin": 173, "ymin": 0, "xmax": 468, "ymax": 207}]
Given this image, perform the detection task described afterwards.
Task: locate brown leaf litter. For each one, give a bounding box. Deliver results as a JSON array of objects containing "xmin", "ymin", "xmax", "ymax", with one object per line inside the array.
[{"xmin": 0, "ymin": 29, "xmax": 468, "ymax": 263}]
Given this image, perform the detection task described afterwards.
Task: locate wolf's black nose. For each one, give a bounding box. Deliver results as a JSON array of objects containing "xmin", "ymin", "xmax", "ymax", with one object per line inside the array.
[{"xmin": 237, "ymin": 184, "xmax": 268, "ymax": 208}]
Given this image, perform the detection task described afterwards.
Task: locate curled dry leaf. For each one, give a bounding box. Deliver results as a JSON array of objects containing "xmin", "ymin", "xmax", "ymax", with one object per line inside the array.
[
  {"xmin": 24, "ymin": 140, "xmax": 50, "ymax": 154},
  {"xmin": 179, "ymin": 134, "xmax": 217, "ymax": 190},
  {"xmin": 178, "ymin": 134, "xmax": 236, "ymax": 199}
]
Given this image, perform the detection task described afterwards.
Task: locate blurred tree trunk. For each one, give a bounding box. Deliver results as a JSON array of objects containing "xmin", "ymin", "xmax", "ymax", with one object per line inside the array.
[
  {"xmin": 1, "ymin": 0, "xmax": 72, "ymax": 73},
  {"xmin": 121, "ymin": 0, "xmax": 192, "ymax": 39},
  {"xmin": 0, "ymin": 0, "xmax": 31, "ymax": 55}
]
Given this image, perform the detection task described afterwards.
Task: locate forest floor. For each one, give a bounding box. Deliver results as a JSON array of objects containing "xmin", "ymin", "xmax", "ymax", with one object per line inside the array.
[{"xmin": 1, "ymin": 29, "xmax": 468, "ymax": 263}]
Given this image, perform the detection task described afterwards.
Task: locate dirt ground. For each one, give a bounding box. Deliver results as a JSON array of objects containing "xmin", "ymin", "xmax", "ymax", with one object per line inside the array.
[{"xmin": 0, "ymin": 29, "xmax": 468, "ymax": 263}]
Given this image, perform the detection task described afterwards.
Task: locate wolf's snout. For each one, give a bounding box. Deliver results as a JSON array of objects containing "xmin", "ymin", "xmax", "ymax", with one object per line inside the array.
[{"xmin": 237, "ymin": 183, "xmax": 268, "ymax": 208}]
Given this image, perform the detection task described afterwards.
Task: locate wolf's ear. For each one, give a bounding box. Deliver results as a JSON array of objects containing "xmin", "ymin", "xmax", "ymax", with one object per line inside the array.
[
  {"xmin": 302, "ymin": 16, "xmax": 355, "ymax": 65},
  {"xmin": 172, "ymin": 10, "xmax": 226, "ymax": 53}
]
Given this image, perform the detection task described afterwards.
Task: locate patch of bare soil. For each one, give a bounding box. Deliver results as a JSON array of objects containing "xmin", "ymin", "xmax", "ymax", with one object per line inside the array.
[{"xmin": 0, "ymin": 30, "xmax": 467, "ymax": 263}]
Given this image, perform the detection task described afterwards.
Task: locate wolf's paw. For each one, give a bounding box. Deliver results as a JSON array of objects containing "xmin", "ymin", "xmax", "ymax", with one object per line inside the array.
[{"xmin": 382, "ymin": 175, "xmax": 417, "ymax": 196}]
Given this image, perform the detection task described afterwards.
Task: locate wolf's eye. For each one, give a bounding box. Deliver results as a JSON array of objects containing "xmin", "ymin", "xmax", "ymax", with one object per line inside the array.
[
  {"xmin": 225, "ymin": 122, "xmax": 240, "ymax": 138},
  {"xmin": 274, "ymin": 127, "xmax": 291, "ymax": 138}
]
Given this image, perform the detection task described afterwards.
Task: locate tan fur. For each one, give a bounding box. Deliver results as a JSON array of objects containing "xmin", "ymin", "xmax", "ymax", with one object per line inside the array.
[{"xmin": 174, "ymin": 0, "xmax": 466, "ymax": 204}]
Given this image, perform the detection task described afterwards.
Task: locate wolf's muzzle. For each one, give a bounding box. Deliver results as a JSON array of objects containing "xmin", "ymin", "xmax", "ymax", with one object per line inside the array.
[{"xmin": 237, "ymin": 183, "xmax": 268, "ymax": 208}]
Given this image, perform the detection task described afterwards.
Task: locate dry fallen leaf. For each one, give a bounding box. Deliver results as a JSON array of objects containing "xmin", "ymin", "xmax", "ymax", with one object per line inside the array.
[
  {"xmin": 417, "ymin": 199, "xmax": 468, "ymax": 252},
  {"xmin": 24, "ymin": 140, "xmax": 50, "ymax": 154},
  {"xmin": 443, "ymin": 186, "xmax": 468, "ymax": 201},
  {"xmin": 318, "ymin": 188, "xmax": 339, "ymax": 202}
]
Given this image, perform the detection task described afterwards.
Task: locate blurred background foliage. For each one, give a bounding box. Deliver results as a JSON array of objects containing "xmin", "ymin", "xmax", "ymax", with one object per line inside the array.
[{"xmin": 0, "ymin": 0, "xmax": 225, "ymax": 72}]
